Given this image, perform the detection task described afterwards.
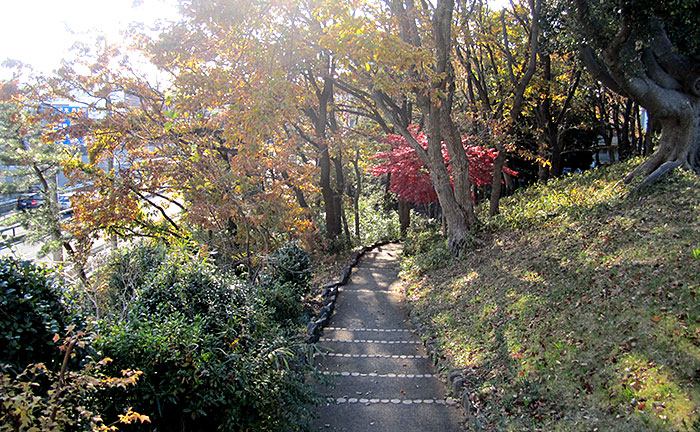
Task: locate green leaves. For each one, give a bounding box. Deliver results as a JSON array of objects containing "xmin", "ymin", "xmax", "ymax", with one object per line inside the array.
[
  {"xmin": 0, "ymin": 258, "xmax": 71, "ymax": 373},
  {"xmin": 94, "ymin": 242, "xmax": 319, "ymax": 431}
]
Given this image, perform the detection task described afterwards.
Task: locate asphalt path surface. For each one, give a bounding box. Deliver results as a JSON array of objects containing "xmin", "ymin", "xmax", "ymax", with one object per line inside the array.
[{"xmin": 312, "ymin": 243, "xmax": 464, "ymax": 431}]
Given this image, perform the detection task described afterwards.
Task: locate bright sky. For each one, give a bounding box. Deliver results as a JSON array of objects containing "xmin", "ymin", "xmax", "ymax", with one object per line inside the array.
[
  {"xmin": 489, "ymin": 0, "xmax": 512, "ymax": 9},
  {"xmin": 0, "ymin": 0, "xmax": 180, "ymax": 80},
  {"xmin": 0, "ymin": 0, "xmax": 512, "ymax": 81}
]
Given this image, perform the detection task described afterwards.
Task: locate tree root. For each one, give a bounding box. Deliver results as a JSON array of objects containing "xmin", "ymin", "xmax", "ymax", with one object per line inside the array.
[
  {"xmin": 636, "ymin": 160, "xmax": 683, "ymax": 190},
  {"xmin": 624, "ymin": 150, "xmax": 665, "ymax": 184}
]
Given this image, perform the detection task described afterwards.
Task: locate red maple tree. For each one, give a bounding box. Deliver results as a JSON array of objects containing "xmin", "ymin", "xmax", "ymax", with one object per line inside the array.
[{"xmin": 371, "ymin": 126, "xmax": 517, "ymax": 205}]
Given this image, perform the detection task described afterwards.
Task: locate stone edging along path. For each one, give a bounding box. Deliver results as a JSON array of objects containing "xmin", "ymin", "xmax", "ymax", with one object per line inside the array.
[
  {"xmin": 412, "ymin": 316, "xmax": 483, "ymax": 429},
  {"xmin": 305, "ymin": 241, "xmax": 393, "ymax": 344}
]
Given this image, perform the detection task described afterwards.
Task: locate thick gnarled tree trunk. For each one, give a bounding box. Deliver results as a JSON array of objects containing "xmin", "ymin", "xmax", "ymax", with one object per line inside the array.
[
  {"xmin": 625, "ymin": 105, "xmax": 700, "ymax": 187},
  {"xmin": 576, "ymin": 2, "xmax": 700, "ymax": 186}
]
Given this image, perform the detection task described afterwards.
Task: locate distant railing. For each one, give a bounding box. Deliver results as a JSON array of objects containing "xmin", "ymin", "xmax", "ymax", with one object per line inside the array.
[
  {"xmin": 0, "ymin": 223, "xmax": 21, "ymax": 239},
  {"xmin": 0, "ymin": 199, "xmax": 17, "ymax": 215}
]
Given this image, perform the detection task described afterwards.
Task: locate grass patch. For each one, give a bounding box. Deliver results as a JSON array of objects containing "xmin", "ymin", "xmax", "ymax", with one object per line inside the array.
[{"xmin": 401, "ymin": 160, "xmax": 700, "ymax": 431}]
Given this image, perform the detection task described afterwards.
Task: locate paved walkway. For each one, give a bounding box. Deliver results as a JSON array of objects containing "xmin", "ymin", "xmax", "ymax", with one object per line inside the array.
[{"xmin": 312, "ymin": 243, "xmax": 464, "ymax": 431}]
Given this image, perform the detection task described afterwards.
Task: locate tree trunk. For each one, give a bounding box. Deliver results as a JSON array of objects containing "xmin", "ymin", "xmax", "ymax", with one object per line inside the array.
[
  {"xmin": 376, "ymin": 0, "xmax": 478, "ymax": 254},
  {"xmin": 341, "ymin": 203, "xmax": 351, "ymax": 242},
  {"xmin": 50, "ymin": 173, "xmax": 63, "ymax": 262},
  {"xmin": 333, "ymin": 154, "xmax": 350, "ymax": 242},
  {"xmin": 428, "ymin": 104, "xmax": 477, "ymax": 254},
  {"xmin": 490, "ymin": 0, "xmax": 541, "ymax": 214},
  {"xmin": 398, "ymin": 200, "xmax": 410, "ymax": 237},
  {"xmin": 625, "ymin": 106, "xmax": 700, "ymax": 186},
  {"xmin": 503, "ymin": 169, "xmax": 514, "ymax": 194},
  {"xmin": 314, "ymin": 76, "xmax": 343, "ymax": 240},
  {"xmin": 549, "ymin": 132, "xmax": 565, "ymax": 177},
  {"xmin": 489, "ymin": 151, "xmax": 504, "ymax": 216},
  {"xmin": 427, "ymin": 157, "xmax": 473, "ymax": 253},
  {"xmin": 106, "ymin": 155, "xmax": 118, "ymax": 250},
  {"xmin": 352, "ymin": 154, "xmax": 361, "ymax": 239},
  {"xmin": 281, "ymin": 171, "xmax": 310, "ymax": 211},
  {"xmin": 62, "ymin": 241, "xmax": 91, "ymax": 289}
]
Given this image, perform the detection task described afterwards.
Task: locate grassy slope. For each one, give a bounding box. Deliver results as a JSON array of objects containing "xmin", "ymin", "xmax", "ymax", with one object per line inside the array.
[{"xmin": 401, "ymin": 160, "xmax": 700, "ymax": 431}]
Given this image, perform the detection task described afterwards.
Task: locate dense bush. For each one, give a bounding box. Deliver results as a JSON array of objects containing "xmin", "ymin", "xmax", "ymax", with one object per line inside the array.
[
  {"xmin": 266, "ymin": 241, "xmax": 312, "ymax": 291},
  {"xmin": 357, "ymin": 185, "xmax": 400, "ymax": 245},
  {"xmin": 400, "ymin": 226, "xmax": 452, "ymax": 275},
  {"xmin": 257, "ymin": 279, "xmax": 308, "ymax": 325},
  {"xmin": 101, "ymin": 244, "xmax": 167, "ymax": 320},
  {"xmin": 0, "ymin": 258, "xmax": 148, "ymax": 431},
  {"xmin": 95, "ymin": 244, "xmax": 319, "ymax": 431},
  {"xmin": 258, "ymin": 242, "xmax": 314, "ymax": 325},
  {"xmin": 0, "ymin": 258, "xmax": 70, "ymax": 372}
]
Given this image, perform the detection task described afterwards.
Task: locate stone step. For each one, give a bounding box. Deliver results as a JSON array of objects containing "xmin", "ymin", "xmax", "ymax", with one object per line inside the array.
[
  {"xmin": 317, "ymin": 339, "xmax": 425, "ymax": 356},
  {"xmin": 319, "ymin": 337, "xmax": 422, "ymax": 345},
  {"xmin": 329, "ymin": 397, "xmax": 457, "ymax": 406},
  {"xmin": 310, "ymin": 400, "xmax": 464, "ymax": 432},
  {"xmin": 315, "ymin": 352, "xmax": 436, "ymax": 375},
  {"xmin": 324, "ymin": 326, "xmax": 415, "ymax": 333},
  {"xmin": 338, "ymin": 288, "xmax": 401, "ymax": 294},
  {"xmin": 319, "ymin": 373, "xmax": 450, "ymax": 400},
  {"xmin": 320, "ymin": 371, "xmax": 437, "ymax": 379},
  {"xmin": 326, "ymin": 290, "xmax": 414, "ymax": 330},
  {"xmin": 319, "ymin": 338, "xmax": 421, "ymax": 345},
  {"xmin": 321, "ymin": 327, "xmax": 418, "ymax": 341}
]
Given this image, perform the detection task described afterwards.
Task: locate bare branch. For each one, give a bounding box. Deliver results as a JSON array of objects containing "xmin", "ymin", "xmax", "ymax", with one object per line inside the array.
[
  {"xmin": 579, "ymin": 45, "xmax": 628, "ymax": 96},
  {"xmin": 554, "ymin": 69, "xmax": 582, "ymax": 127},
  {"xmin": 372, "ymin": 89, "xmax": 429, "ymax": 163}
]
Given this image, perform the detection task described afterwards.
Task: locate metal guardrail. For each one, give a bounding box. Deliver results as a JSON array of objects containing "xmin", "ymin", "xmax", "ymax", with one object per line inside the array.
[
  {"xmin": 0, "ymin": 223, "xmax": 21, "ymax": 239},
  {"xmin": 0, "ymin": 200, "xmax": 16, "ymax": 215}
]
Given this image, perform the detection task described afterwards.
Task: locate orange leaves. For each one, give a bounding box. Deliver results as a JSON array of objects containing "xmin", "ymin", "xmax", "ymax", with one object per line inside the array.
[{"xmin": 117, "ymin": 407, "xmax": 151, "ymax": 425}]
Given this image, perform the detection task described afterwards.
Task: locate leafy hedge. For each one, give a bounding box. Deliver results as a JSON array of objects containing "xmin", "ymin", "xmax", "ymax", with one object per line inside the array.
[
  {"xmin": 260, "ymin": 242, "xmax": 313, "ymax": 325},
  {"xmin": 0, "ymin": 258, "xmax": 147, "ymax": 432},
  {"xmin": 0, "ymin": 258, "xmax": 70, "ymax": 373},
  {"xmin": 0, "ymin": 241, "xmax": 320, "ymax": 431},
  {"xmin": 94, "ymin": 243, "xmax": 319, "ymax": 431}
]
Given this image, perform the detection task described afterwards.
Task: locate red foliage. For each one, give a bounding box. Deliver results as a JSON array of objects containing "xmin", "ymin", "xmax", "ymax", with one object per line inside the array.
[{"xmin": 371, "ymin": 126, "xmax": 517, "ymax": 205}]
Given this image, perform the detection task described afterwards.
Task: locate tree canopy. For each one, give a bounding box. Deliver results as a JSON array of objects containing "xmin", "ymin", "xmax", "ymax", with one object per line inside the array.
[{"xmin": 0, "ymin": 0, "xmax": 683, "ymax": 258}]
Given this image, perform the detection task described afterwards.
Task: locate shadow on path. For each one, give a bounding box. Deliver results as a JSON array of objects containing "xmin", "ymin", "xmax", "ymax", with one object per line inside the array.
[{"xmin": 311, "ymin": 244, "xmax": 465, "ymax": 431}]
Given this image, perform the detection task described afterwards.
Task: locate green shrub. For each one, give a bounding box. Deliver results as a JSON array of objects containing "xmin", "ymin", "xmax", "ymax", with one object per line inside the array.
[
  {"xmin": 98, "ymin": 312, "xmax": 226, "ymax": 430},
  {"xmin": 106, "ymin": 244, "xmax": 167, "ymax": 294},
  {"xmin": 0, "ymin": 258, "xmax": 70, "ymax": 372},
  {"xmin": 357, "ymin": 185, "xmax": 400, "ymax": 245},
  {"xmin": 67, "ymin": 243, "xmax": 168, "ymax": 323},
  {"xmin": 257, "ymin": 280, "xmax": 307, "ymax": 325},
  {"xmin": 95, "ymin": 245, "xmax": 319, "ymax": 431},
  {"xmin": 266, "ymin": 241, "xmax": 312, "ymax": 293},
  {"xmin": 103, "ymin": 244, "xmax": 167, "ymax": 315},
  {"xmin": 400, "ymin": 226, "xmax": 451, "ymax": 275},
  {"xmin": 136, "ymin": 255, "xmax": 244, "ymax": 326},
  {"xmin": 258, "ymin": 242, "xmax": 314, "ymax": 325}
]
